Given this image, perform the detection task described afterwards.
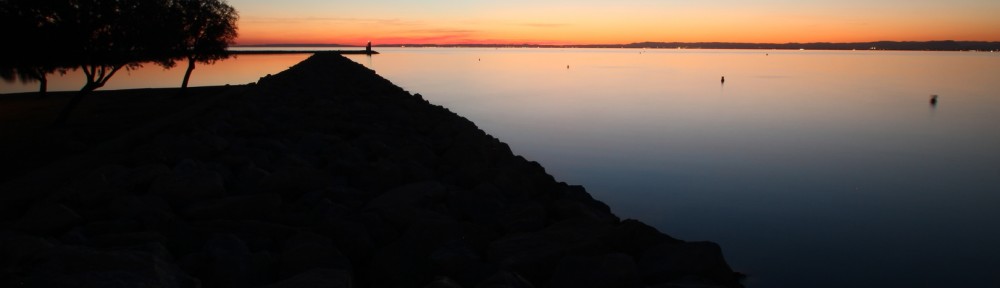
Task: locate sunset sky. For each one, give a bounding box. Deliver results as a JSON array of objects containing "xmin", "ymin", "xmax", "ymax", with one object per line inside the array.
[{"xmin": 228, "ymin": 0, "xmax": 1000, "ymax": 45}]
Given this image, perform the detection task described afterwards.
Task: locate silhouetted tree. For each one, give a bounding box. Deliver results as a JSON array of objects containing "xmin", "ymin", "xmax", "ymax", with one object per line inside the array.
[
  {"xmin": 0, "ymin": 0, "xmax": 67, "ymax": 95},
  {"xmin": 175, "ymin": 0, "xmax": 238, "ymax": 89},
  {"xmin": 52, "ymin": 0, "xmax": 180, "ymax": 125},
  {"xmin": 4, "ymin": 0, "xmax": 239, "ymax": 124}
]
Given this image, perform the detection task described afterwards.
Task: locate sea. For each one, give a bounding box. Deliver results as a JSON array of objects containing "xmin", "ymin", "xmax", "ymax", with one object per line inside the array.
[{"xmin": 3, "ymin": 47, "xmax": 999, "ymax": 288}]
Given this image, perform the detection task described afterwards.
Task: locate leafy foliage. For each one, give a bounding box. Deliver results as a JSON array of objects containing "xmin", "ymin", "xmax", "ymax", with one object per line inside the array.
[
  {"xmin": 175, "ymin": 0, "xmax": 239, "ymax": 88},
  {"xmin": 0, "ymin": 0, "xmax": 239, "ymax": 123}
]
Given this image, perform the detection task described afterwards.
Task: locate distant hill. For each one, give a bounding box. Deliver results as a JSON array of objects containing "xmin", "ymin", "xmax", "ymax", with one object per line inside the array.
[
  {"xmin": 370, "ymin": 41, "xmax": 1000, "ymax": 51},
  {"xmin": 620, "ymin": 41, "xmax": 1000, "ymax": 51},
  {"xmin": 234, "ymin": 43, "xmax": 353, "ymax": 48},
  {"xmin": 236, "ymin": 41, "xmax": 1000, "ymax": 51}
]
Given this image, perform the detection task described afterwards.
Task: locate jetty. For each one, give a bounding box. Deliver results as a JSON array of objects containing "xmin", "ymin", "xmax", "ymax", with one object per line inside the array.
[
  {"xmin": 230, "ymin": 49, "xmax": 378, "ymax": 55},
  {"xmin": 0, "ymin": 52, "xmax": 742, "ymax": 288}
]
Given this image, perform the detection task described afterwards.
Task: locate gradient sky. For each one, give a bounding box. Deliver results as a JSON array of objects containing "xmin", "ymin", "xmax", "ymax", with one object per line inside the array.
[{"xmin": 229, "ymin": 0, "xmax": 1000, "ymax": 45}]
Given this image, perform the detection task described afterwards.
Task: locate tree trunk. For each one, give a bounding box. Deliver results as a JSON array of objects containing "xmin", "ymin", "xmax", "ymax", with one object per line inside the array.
[
  {"xmin": 37, "ymin": 75, "xmax": 48, "ymax": 97},
  {"xmin": 54, "ymin": 84, "xmax": 96, "ymax": 126},
  {"xmin": 54, "ymin": 64, "xmax": 121, "ymax": 126},
  {"xmin": 181, "ymin": 58, "xmax": 196, "ymax": 89}
]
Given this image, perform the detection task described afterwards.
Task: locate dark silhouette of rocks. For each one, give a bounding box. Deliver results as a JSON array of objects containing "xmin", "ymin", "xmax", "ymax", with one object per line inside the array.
[{"xmin": 0, "ymin": 52, "xmax": 743, "ymax": 288}]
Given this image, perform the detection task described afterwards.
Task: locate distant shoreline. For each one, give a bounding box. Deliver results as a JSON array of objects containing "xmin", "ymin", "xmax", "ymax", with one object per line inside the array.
[
  {"xmin": 234, "ymin": 40, "xmax": 1000, "ymax": 51},
  {"xmin": 230, "ymin": 49, "xmax": 377, "ymax": 55}
]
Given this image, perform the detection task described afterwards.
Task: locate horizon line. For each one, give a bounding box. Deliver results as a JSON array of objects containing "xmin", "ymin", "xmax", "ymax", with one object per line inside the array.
[{"xmin": 234, "ymin": 39, "xmax": 1000, "ymax": 47}]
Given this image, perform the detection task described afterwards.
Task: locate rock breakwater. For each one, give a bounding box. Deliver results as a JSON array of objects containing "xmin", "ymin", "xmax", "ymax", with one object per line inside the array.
[{"xmin": 0, "ymin": 52, "xmax": 744, "ymax": 288}]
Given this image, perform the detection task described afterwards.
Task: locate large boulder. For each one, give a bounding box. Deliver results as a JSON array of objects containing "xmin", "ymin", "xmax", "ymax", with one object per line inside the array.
[
  {"xmin": 279, "ymin": 232, "xmax": 352, "ymax": 278},
  {"xmin": 487, "ymin": 219, "xmax": 612, "ymax": 283},
  {"xmin": 603, "ymin": 219, "xmax": 682, "ymax": 257},
  {"xmin": 549, "ymin": 253, "xmax": 643, "ymax": 288},
  {"xmin": 198, "ymin": 233, "xmax": 256, "ymax": 288},
  {"xmin": 17, "ymin": 243, "xmax": 199, "ymax": 288},
  {"xmin": 638, "ymin": 241, "xmax": 742, "ymax": 287},
  {"xmin": 263, "ymin": 268, "xmax": 353, "ymax": 288},
  {"xmin": 14, "ymin": 202, "xmax": 83, "ymax": 236},
  {"xmin": 475, "ymin": 270, "xmax": 535, "ymax": 288},
  {"xmin": 181, "ymin": 193, "xmax": 282, "ymax": 221},
  {"xmin": 149, "ymin": 163, "xmax": 227, "ymax": 206}
]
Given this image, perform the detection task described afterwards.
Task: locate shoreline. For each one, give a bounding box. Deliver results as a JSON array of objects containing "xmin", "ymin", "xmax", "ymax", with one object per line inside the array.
[
  {"xmin": 0, "ymin": 52, "xmax": 743, "ymax": 287},
  {"xmin": 230, "ymin": 49, "xmax": 378, "ymax": 55}
]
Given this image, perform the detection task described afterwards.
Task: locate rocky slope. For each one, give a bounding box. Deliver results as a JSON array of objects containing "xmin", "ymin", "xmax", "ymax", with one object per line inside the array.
[{"xmin": 0, "ymin": 52, "xmax": 744, "ymax": 288}]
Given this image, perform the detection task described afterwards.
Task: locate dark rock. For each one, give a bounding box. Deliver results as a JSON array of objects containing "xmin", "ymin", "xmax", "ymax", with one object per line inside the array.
[
  {"xmin": 259, "ymin": 166, "xmax": 332, "ymax": 199},
  {"xmin": 648, "ymin": 281, "xmax": 735, "ymax": 288},
  {"xmin": 19, "ymin": 243, "xmax": 198, "ymax": 288},
  {"xmin": 348, "ymin": 159, "xmax": 414, "ymax": 193},
  {"xmin": 366, "ymin": 181, "xmax": 451, "ymax": 229},
  {"xmin": 369, "ymin": 219, "xmax": 463, "ymax": 288},
  {"xmin": 425, "ymin": 277, "xmax": 465, "ymax": 288},
  {"xmin": 149, "ymin": 170, "xmax": 226, "ymax": 206},
  {"xmin": 0, "ymin": 231, "xmax": 55, "ymax": 276},
  {"xmin": 248, "ymin": 138, "xmax": 289, "ymax": 155},
  {"xmin": 498, "ymin": 200, "xmax": 546, "ymax": 234},
  {"xmin": 314, "ymin": 219, "xmax": 376, "ymax": 267},
  {"xmin": 181, "ymin": 193, "xmax": 282, "ymax": 221},
  {"xmin": 293, "ymin": 132, "xmax": 337, "ymax": 157},
  {"xmin": 221, "ymin": 146, "xmax": 272, "ymax": 169},
  {"xmin": 147, "ymin": 133, "xmax": 214, "ymax": 163},
  {"xmin": 198, "ymin": 132, "xmax": 230, "ymax": 152},
  {"xmin": 279, "ymin": 232, "xmax": 351, "ymax": 278},
  {"xmin": 15, "ymin": 202, "xmax": 83, "ymax": 236},
  {"xmin": 74, "ymin": 219, "xmax": 144, "ymax": 237},
  {"xmin": 70, "ymin": 165, "xmax": 132, "ymax": 207},
  {"xmin": 487, "ymin": 219, "xmax": 612, "ymax": 283},
  {"xmin": 638, "ymin": 241, "xmax": 742, "ymax": 287},
  {"xmin": 604, "ymin": 219, "xmax": 682, "ymax": 258},
  {"xmin": 199, "ymin": 233, "xmax": 255, "ymax": 288},
  {"xmin": 550, "ymin": 185, "xmax": 619, "ymax": 224},
  {"xmin": 429, "ymin": 239, "xmax": 497, "ymax": 288},
  {"xmin": 89, "ymin": 231, "xmax": 166, "ymax": 248},
  {"xmin": 190, "ymin": 219, "xmax": 297, "ymax": 252},
  {"xmin": 490, "ymin": 156, "xmax": 556, "ymax": 199},
  {"xmin": 272, "ymin": 153, "xmax": 311, "ymax": 169},
  {"xmin": 262, "ymin": 268, "xmax": 352, "ymax": 288},
  {"xmin": 124, "ymin": 164, "xmax": 172, "ymax": 193},
  {"xmin": 549, "ymin": 253, "xmax": 642, "ymax": 288},
  {"xmin": 109, "ymin": 194, "xmax": 175, "ymax": 227},
  {"xmin": 231, "ymin": 164, "xmax": 271, "ymax": 194},
  {"xmin": 475, "ymin": 270, "xmax": 535, "ymax": 288},
  {"xmin": 448, "ymin": 183, "xmax": 507, "ymax": 228}
]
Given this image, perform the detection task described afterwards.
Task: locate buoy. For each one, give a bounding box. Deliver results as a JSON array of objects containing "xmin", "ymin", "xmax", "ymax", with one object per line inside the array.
[
  {"xmin": 930, "ymin": 94, "xmax": 938, "ymax": 105},
  {"xmin": 721, "ymin": 76, "xmax": 725, "ymax": 84}
]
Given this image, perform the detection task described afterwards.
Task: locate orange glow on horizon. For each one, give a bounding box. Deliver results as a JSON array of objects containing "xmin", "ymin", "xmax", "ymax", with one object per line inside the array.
[{"xmin": 230, "ymin": 1, "xmax": 1000, "ymax": 46}]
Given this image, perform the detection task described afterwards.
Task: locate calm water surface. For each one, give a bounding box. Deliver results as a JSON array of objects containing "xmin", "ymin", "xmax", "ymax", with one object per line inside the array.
[
  {"xmin": 347, "ymin": 48, "xmax": 1000, "ymax": 288},
  {"xmin": 3, "ymin": 48, "xmax": 999, "ymax": 287}
]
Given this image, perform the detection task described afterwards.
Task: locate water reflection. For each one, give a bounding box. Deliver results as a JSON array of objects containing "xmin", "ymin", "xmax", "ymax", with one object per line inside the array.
[{"xmin": 1, "ymin": 54, "xmax": 311, "ymax": 93}]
